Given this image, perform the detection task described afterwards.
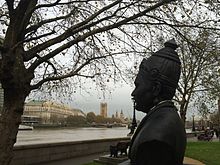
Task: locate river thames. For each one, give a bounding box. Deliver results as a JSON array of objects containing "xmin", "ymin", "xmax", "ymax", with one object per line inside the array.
[{"xmin": 15, "ymin": 127, "xmax": 129, "ymax": 146}]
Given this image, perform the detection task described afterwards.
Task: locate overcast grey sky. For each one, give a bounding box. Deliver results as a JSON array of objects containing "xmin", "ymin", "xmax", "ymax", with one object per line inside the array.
[{"xmin": 70, "ymin": 82, "xmax": 145, "ymax": 120}]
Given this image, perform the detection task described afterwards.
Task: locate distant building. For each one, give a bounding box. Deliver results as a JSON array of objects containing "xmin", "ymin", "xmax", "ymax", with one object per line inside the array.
[
  {"xmin": 114, "ymin": 110, "xmax": 126, "ymax": 123},
  {"xmin": 120, "ymin": 110, "xmax": 124, "ymax": 119},
  {"xmin": 23, "ymin": 100, "xmax": 85, "ymax": 124},
  {"xmin": 100, "ymin": 102, "xmax": 107, "ymax": 118},
  {"xmin": 115, "ymin": 110, "xmax": 119, "ymax": 118}
]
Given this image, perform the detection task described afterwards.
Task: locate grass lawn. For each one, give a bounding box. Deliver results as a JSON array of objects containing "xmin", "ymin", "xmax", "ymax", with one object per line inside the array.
[
  {"xmin": 84, "ymin": 141, "xmax": 220, "ymax": 165},
  {"xmin": 185, "ymin": 141, "xmax": 220, "ymax": 165},
  {"xmin": 83, "ymin": 163, "xmax": 102, "ymax": 165}
]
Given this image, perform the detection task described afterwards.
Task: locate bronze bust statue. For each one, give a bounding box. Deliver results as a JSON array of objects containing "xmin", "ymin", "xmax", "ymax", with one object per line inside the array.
[{"xmin": 121, "ymin": 39, "xmax": 186, "ymax": 165}]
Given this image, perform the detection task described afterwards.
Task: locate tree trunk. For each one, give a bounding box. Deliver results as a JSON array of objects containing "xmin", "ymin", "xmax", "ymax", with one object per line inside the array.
[
  {"xmin": 0, "ymin": 88, "xmax": 27, "ymax": 165},
  {"xmin": 180, "ymin": 102, "xmax": 187, "ymax": 125},
  {"xmin": 180, "ymin": 109, "xmax": 186, "ymax": 125}
]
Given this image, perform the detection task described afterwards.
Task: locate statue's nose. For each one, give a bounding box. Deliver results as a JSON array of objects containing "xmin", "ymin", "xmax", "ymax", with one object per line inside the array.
[{"xmin": 131, "ymin": 90, "xmax": 135, "ymax": 97}]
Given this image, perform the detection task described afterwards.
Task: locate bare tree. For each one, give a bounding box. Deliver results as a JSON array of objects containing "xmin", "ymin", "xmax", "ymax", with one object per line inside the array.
[
  {"xmin": 172, "ymin": 29, "xmax": 220, "ymax": 124},
  {"xmin": 0, "ymin": 0, "xmax": 180, "ymax": 163}
]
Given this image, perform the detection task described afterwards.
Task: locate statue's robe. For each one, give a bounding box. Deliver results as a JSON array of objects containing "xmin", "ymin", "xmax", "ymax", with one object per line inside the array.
[{"xmin": 120, "ymin": 101, "xmax": 186, "ymax": 165}]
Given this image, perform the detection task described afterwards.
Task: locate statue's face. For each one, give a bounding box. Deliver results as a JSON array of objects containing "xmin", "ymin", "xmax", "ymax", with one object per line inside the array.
[{"xmin": 131, "ymin": 69, "xmax": 155, "ymax": 113}]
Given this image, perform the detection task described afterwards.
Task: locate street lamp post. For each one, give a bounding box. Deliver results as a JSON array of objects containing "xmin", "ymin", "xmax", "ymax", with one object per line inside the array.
[
  {"xmin": 192, "ymin": 114, "xmax": 195, "ymax": 132},
  {"xmin": 128, "ymin": 98, "xmax": 137, "ymax": 136},
  {"xmin": 218, "ymin": 99, "xmax": 220, "ymax": 141}
]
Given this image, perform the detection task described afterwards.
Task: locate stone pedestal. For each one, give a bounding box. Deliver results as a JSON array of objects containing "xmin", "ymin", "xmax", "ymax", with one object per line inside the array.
[{"xmin": 94, "ymin": 154, "xmax": 129, "ymax": 165}]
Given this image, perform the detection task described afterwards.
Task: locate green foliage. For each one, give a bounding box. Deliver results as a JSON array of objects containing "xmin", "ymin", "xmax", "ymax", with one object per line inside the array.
[
  {"xmin": 47, "ymin": 112, "xmax": 124, "ymax": 127},
  {"xmin": 185, "ymin": 142, "xmax": 220, "ymax": 165},
  {"xmin": 94, "ymin": 115, "xmax": 106, "ymax": 123},
  {"xmin": 210, "ymin": 112, "xmax": 220, "ymax": 127},
  {"xmin": 86, "ymin": 112, "xmax": 96, "ymax": 123},
  {"xmin": 92, "ymin": 115, "xmax": 122, "ymax": 124},
  {"xmin": 66, "ymin": 115, "xmax": 87, "ymax": 126},
  {"xmin": 86, "ymin": 112, "xmax": 122, "ymax": 124}
]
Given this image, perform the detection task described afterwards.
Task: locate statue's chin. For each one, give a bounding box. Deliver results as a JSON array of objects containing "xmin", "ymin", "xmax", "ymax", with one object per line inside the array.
[{"xmin": 135, "ymin": 104, "xmax": 152, "ymax": 114}]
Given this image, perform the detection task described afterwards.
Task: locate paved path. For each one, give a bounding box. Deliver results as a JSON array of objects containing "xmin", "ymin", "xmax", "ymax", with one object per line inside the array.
[
  {"xmin": 41, "ymin": 136, "xmax": 218, "ymax": 165},
  {"xmin": 40, "ymin": 153, "xmax": 105, "ymax": 165},
  {"xmin": 187, "ymin": 136, "xmax": 220, "ymax": 142},
  {"xmin": 184, "ymin": 157, "xmax": 204, "ymax": 165},
  {"xmin": 40, "ymin": 153, "xmax": 204, "ymax": 165}
]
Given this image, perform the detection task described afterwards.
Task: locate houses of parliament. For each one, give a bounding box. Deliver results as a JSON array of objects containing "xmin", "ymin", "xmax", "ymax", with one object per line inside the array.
[{"xmin": 100, "ymin": 102, "xmax": 125, "ymax": 121}]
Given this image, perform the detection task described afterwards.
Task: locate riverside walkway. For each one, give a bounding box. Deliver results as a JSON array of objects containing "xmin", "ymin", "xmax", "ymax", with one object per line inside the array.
[
  {"xmin": 40, "ymin": 136, "xmax": 211, "ymax": 165},
  {"xmin": 41, "ymin": 153, "xmax": 205, "ymax": 165},
  {"xmin": 16, "ymin": 131, "xmax": 218, "ymax": 165}
]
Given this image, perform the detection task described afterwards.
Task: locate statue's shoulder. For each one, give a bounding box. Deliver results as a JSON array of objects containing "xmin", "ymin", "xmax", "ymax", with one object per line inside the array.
[{"xmin": 137, "ymin": 105, "xmax": 182, "ymax": 145}]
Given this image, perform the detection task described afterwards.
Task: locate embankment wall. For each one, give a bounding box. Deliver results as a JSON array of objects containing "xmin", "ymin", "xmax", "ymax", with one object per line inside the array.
[{"xmin": 12, "ymin": 137, "xmax": 130, "ymax": 165}]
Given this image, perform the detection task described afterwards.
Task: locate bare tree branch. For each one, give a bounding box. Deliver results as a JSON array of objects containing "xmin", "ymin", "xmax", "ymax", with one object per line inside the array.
[
  {"xmin": 6, "ymin": 0, "xmax": 14, "ymax": 16},
  {"xmin": 24, "ymin": 0, "xmax": 175, "ymax": 62},
  {"xmin": 75, "ymin": 73, "xmax": 100, "ymax": 78},
  {"xmin": 26, "ymin": 0, "xmax": 176, "ymax": 74},
  {"xmin": 35, "ymin": 0, "xmax": 61, "ymax": 9},
  {"xmin": 128, "ymin": 14, "xmax": 220, "ymax": 30},
  {"xmin": 25, "ymin": 0, "xmax": 122, "ymax": 59},
  {"xmin": 25, "ymin": 8, "xmax": 77, "ymax": 34},
  {"xmin": 16, "ymin": 0, "xmax": 37, "ymax": 30},
  {"xmin": 24, "ymin": 30, "xmax": 56, "ymax": 43},
  {"xmin": 30, "ymin": 54, "xmax": 111, "ymax": 90}
]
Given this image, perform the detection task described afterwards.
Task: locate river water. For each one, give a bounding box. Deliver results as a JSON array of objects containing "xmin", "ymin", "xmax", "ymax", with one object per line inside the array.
[{"xmin": 15, "ymin": 127, "xmax": 129, "ymax": 146}]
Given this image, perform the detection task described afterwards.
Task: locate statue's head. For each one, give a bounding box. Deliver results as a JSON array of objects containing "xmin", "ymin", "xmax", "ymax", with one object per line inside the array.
[{"xmin": 131, "ymin": 39, "xmax": 181, "ymax": 113}]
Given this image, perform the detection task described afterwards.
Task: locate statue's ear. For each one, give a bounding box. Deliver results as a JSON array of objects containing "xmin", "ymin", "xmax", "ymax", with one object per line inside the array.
[{"xmin": 153, "ymin": 81, "xmax": 161, "ymax": 97}]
